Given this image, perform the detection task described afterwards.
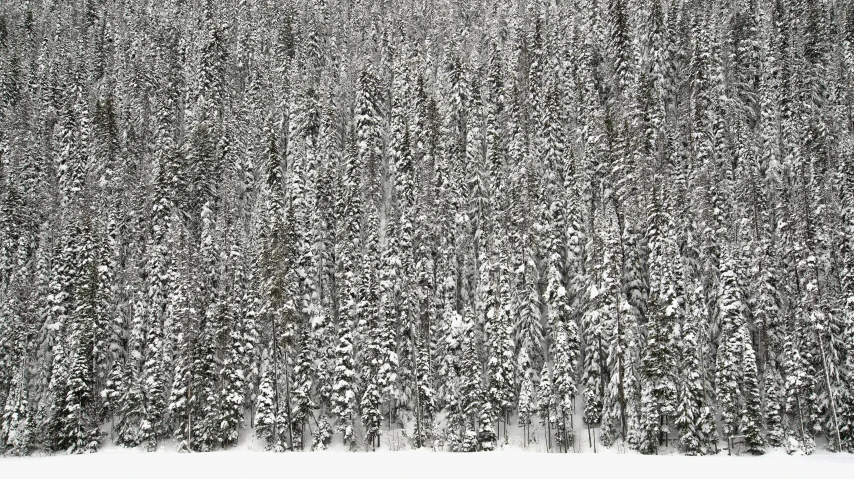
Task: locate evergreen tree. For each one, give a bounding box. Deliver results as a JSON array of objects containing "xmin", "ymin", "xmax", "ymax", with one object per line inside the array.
[
  {"xmin": 254, "ymin": 356, "xmax": 278, "ymax": 449},
  {"xmin": 330, "ymin": 323, "xmax": 356, "ymax": 447},
  {"xmin": 1, "ymin": 367, "xmax": 32, "ymax": 455},
  {"xmin": 675, "ymin": 283, "xmax": 717, "ymax": 455},
  {"xmin": 1, "ymin": 0, "xmax": 853, "ymax": 458},
  {"xmin": 741, "ymin": 326, "xmax": 764, "ymax": 455},
  {"xmin": 764, "ymin": 364, "xmax": 786, "ymax": 448},
  {"xmin": 517, "ymin": 366, "xmax": 536, "ymax": 448},
  {"xmin": 537, "ymin": 362, "xmax": 555, "ymax": 452},
  {"xmin": 716, "ymin": 260, "xmax": 747, "ymax": 440}
]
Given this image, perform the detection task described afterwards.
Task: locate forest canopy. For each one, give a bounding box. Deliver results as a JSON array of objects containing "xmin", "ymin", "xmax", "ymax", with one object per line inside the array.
[{"xmin": 1, "ymin": 0, "xmax": 854, "ymax": 457}]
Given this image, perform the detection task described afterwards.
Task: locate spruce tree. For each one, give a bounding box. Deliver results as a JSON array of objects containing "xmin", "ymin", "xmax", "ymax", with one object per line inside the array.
[
  {"xmin": 740, "ymin": 326, "xmax": 764, "ymax": 455},
  {"xmin": 537, "ymin": 362, "xmax": 555, "ymax": 452},
  {"xmin": 331, "ymin": 323, "xmax": 356, "ymax": 447}
]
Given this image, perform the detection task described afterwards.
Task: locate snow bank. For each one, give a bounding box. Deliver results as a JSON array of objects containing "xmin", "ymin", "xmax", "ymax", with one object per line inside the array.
[{"xmin": 3, "ymin": 447, "xmax": 852, "ymax": 479}]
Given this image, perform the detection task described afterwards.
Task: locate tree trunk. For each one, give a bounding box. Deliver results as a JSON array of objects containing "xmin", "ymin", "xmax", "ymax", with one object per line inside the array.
[
  {"xmin": 546, "ymin": 411, "xmax": 552, "ymax": 452},
  {"xmin": 283, "ymin": 345, "xmax": 294, "ymax": 451},
  {"xmin": 413, "ymin": 334, "xmax": 422, "ymax": 449},
  {"xmin": 817, "ymin": 328, "xmax": 842, "ymax": 449},
  {"xmin": 616, "ymin": 311, "xmax": 627, "ymax": 440},
  {"xmin": 187, "ymin": 381, "xmax": 193, "ymax": 451},
  {"xmin": 563, "ymin": 412, "xmax": 568, "ymax": 453},
  {"xmin": 272, "ymin": 316, "xmax": 280, "ymax": 448}
]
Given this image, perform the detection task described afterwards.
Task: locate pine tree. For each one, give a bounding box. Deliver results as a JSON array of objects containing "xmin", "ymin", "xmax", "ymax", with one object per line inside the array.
[
  {"xmin": 518, "ymin": 366, "xmax": 536, "ymax": 448},
  {"xmin": 741, "ymin": 326, "xmax": 764, "ymax": 455},
  {"xmin": 675, "ymin": 299, "xmax": 716, "ymax": 455},
  {"xmin": 360, "ymin": 380, "xmax": 382, "ymax": 450},
  {"xmin": 254, "ymin": 356, "xmax": 278, "ymax": 449},
  {"xmin": 1, "ymin": 367, "xmax": 31, "ymax": 455},
  {"xmin": 552, "ymin": 321, "xmax": 579, "ymax": 453},
  {"xmin": 840, "ymin": 311, "xmax": 854, "ymax": 451},
  {"xmin": 458, "ymin": 310, "xmax": 481, "ymax": 449},
  {"xmin": 359, "ymin": 207, "xmax": 383, "ymax": 450},
  {"xmin": 49, "ymin": 219, "xmax": 102, "ymax": 454},
  {"xmin": 764, "ymin": 364, "xmax": 785, "ymax": 448},
  {"xmin": 783, "ymin": 323, "xmax": 819, "ymax": 454},
  {"xmin": 537, "ymin": 362, "xmax": 555, "ymax": 452},
  {"xmin": 330, "ymin": 323, "xmax": 356, "ymax": 447},
  {"xmin": 485, "ymin": 260, "xmax": 515, "ymax": 442},
  {"xmin": 167, "ymin": 263, "xmax": 194, "ymax": 449},
  {"xmin": 291, "ymin": 330, "xmax": 315, "ymax": 450},
  {"xmin": 311, "ymin": 414, "xmax": 332, "ymax": 451},
  {"xmin": 639, "ymin": 204, "xmax": 678, "ymax": 455},
  {"xmin": 716, "ymin": 259, "xmax": 747, "ymax": 440},
  {"xmin": 219, "ymin": 296, "xmax": 246, "ymax": 448},
  {"xmin": 582, "ymin": 294, "xmax": 607, "ymax": 432},
  {"xmin": 2, "ymin": 0, "xmax": 854, "ymax": 459},
  {"xmin": 413, "ymin": 334, "xmax": 436, "ymax": 448},
  {"xmin": 602, "ymin": 296, "xmax": 641, "ymax": 449}
]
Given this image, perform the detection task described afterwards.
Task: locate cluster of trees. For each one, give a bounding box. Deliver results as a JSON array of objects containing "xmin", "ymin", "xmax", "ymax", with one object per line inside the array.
[{"xmin": 2, "ymin": 0, "xmax": 854, "ymax": 457}]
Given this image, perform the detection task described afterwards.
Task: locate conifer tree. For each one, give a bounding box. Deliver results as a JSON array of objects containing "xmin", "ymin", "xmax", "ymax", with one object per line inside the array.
[
  {"xmin": 518, "ymin": 366, "xmax": 536, "ymax": 448},
  {"xmin": 254, "ymin": 356, "xmax": 278, "ymax": 449},
  {"xmin": 552, "ymin": 321, "xmax": 579, "ymax": 453},
  {"xmin": 537, "ymin": 362, "xmax": 555, "ymax": 452},
  {"xmin": 675, "ymin": 299, "xmax": 716, "ymax": 455},
  {"xmin": 1, "ymin": 366, "xmax": 32, "ymax": 455},
  {"xmin": 1, "ymin": 0, "xmax": 854, "ymax": 458},
  {"xmin": 741, "ymin": 326, "xmax": 765, "ymax": 455},
  {"xmin": 716, "ymin": 260, "xmax": 747, "ymax": 440},
  {"xmin": 331, "ymin": 323, "xmax": 356, "ymax": 447}
]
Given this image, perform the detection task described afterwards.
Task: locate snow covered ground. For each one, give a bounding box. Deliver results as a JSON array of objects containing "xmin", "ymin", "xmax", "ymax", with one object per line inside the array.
[
  {"xmin": 4, "ymin": 416, "xmax": 853, "ymax": 478},
  {"xmin": 5, "ymin": 417, "xmax": 853, "ymax": 478},
  {"xmin": 3, "ymin": 441, "xmax": 853, "ymax": 479}
]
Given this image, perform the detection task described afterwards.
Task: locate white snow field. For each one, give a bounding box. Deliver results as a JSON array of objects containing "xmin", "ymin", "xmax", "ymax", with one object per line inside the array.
[{"xmin": 3, "ymin": 445, "xmax": 853, "ymax": 479}]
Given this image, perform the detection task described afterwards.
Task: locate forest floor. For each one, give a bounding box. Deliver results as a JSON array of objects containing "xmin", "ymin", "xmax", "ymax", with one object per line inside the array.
[
  {"xmin": 3, "ymin": 433, "xmax": 853, "ymax": 479},
  {"xmin": 4, "ymin": 412, "xmax": 853, "ymax": 478}
]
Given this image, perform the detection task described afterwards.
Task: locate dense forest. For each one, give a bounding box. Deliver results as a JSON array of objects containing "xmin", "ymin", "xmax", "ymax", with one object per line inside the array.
[{"xmin": 1, "ymin": 0, "xmax": 854, "ymax": 457}]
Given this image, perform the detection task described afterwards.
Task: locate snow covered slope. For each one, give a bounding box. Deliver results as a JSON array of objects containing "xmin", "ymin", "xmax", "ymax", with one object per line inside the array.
[{"xmin": 3, "ymin": 447, "xmax": 853, "ymax": 479}]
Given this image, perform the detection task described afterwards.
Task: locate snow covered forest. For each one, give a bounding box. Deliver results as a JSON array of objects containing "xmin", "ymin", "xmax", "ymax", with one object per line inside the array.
[{"xmin": 2, "ymin": 0, "xmax": 854, "ymax": 459}]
